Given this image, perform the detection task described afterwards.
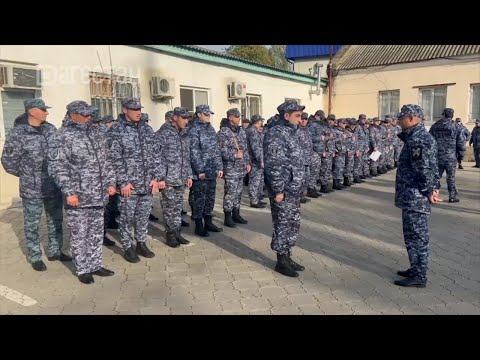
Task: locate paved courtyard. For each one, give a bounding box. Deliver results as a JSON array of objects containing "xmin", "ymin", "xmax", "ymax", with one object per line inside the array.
[{"xmin": 1, "ymin": 163, "xmax": 479, "ymax": 315}]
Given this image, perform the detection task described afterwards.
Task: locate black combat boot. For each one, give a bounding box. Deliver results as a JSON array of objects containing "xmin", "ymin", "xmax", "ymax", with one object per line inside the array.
[
  {"xmin": 288, "ymin": 250, "xmax": 305, "ymax": 271},
  {"xmin": 397, "ymin": 269, "xmax": 412, "ymax": 278},
  {"xmin": 275, "ymin": 253, "xmax": 299, "ymax": 277},
  {"xmin": 448, "ymin": 197, "xmax": 460, "ymax": 203},
  {"xmin": 300, "ymin": 197, "xmax": 311, "ymax": 204},
  {"xmin": 194, "ymin": 218, "xmax": 210, "ymax": 237},
  {"xmin": 148, "ymin": 213, "xmax": 159, "ymax": 221},
  {"xmin": 353, "ymin": 176, "xmax": 364, "ymax": 184},
  {"xmin": 103, "ymin": 237, "xmax": 115, "ymax": 246},
  {"xmin": 136, "ymin": 242, "xmax": 155, "ymax": 258},
  {"xmin": 32, "ymin": 260, "xmax": 47, "ymax": 272},
  {"xmin": 258, "ymin": 200, "xmax": 268, "ymax": 206},
  {"xmin": 333, "ymin": 179, "xmax": 343, "ymax": 190},
  {"xmin": 47, "ymin": 253, "xmax": 72, "ymax": 262},
  {"xmin": 306, "ymin": 188, "xmax": 319, "ymax": 198},
  {"xmin": 343, "ymin": 176, "xmax": 352, "ymax": 187},
  {"xmin": 166, "ymin": 231, "xmax": 181, "ymax": 248},
  {"xmin": 250, "ymin": 202, "xmax": 266, "ymax": 208},
  {"xmin": 181, "ymin": 219, "xmax": 189, "ymax": 227},
  {"xmin": 204, "ymin": 215, "xmax": 223, "ymax": 232},
  {"xmin": 92, "ymin": 267, "xmax": 115, "ymax": 276},
  {"xmin": 224, "ymin": 212, "xmax": 236, "ymax": 228},
  {"xmin": 320, "ymin": 184, "xmax": 329, "ymax": 194},
  {"xmin": 78, "ymin": 273, "xmax": 94, "ymax": 284},
  {"xmin": 124, "ymin": 246, "xmax": 140, "ymax": 263},
  {"xmin": 175, "ymin": 229, "xmax": 190, "ymax": 245},
  {"xmin": 232, "ymin": 208, "xmax": 248, "ymax": 224},
  {"xmin": 394, "ymin": 277, "xmax": 427, "ymax": 288}
]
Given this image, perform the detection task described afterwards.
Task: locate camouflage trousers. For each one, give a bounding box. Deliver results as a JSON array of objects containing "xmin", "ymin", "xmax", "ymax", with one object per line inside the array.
[
  {"xmin": 119, "ymin": 194, "xmax": 153, "ymax": 250},
  {"xmin": 270, "ymin": 193, "xmax": 301, "ymax": 255},
  {"xmin": 66, "ymin": 207, "xmax": 103, "ymax": 276},
  {"xmin": 319, "ymin": 152, "xmax": 334, "ymax": 186},
  {"xmin": 160, "ymin": 186, "xmax": 184, "ymax": 232},
  {"xmin": 344, "ymin": 152, "xmax": 355, "ymax": 181},
  {"xmin": 394, "ymin": 144, "xmax": 403, "ymax": 162},
  {"xmin": 301, "ymin": 165, "xmax": 310, "ymax": 196},
  {"xmin": 438, "ymin": 161, "xmax": 458, "ymax": 199},
  {"xmin": 363, "ymin": 152, "xmax": 370, "ymax": 176},
  {"xmin": 248, "ymin": 163, "xmax": 264, "ymax": 205},
  {"xmin": 191, "ymin": 179, "xmax": 217, "ymax": 219},
  {"xmin": 333, "ymin": 152, "xmax": 346, "ymax": 180},
  {"xmin": 386, "ymin": 145, "xmax": 395, "ymax": 167},
  {"xmin": 223, "ymin": 177, "xmax": 243, "ymax": 212},
  {"xmin": 402, "ymin": 209, "xmax": 430, "ymax": 282},
  {"xmin": 104, "ymin": 193, "xmax": 119, "ymax": 228},
  {"xmin": 22, "ymin": 196, "xmax": 63, "ymax": 263},
  {"xmin": 353, "ymin": 153, "xmax": 363, "ymax": 177},
  {"xmin": 474, "ymin": 146, "xmax": 480, "ymax": 166},
  {"xmin": 378, "ymin": 147, "xmax": 386, "ymax": 168},
  {"xmin": 307, "ymin": 152, "xmax": 321, "ymax": 190}
]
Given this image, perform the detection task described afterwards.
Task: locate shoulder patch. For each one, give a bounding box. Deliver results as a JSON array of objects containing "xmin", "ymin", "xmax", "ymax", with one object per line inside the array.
[{"xmin": 411, "ymin": 146, "xmax": 422, "ymax": 160}]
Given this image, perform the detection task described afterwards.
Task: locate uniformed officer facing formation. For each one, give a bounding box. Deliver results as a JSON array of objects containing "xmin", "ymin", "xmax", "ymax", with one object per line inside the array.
[
  {"xmin": 1, "ymin": 99, "xmax": 70, "ymax": 272},
  {"xmin": 218, "ymin": 108, "xmax": 251, "ymax": 228},
  {"xmin": 108, "ymin": 98, "xmax": 162, "ymax": 263},
  {"xmin": 264, "ymin": 100, "xmax": 306, "ymax": 278},
  {"xmin": 470, "ymin": 119, "xmax": 480, "ymax": 167},
  {"xmin": 48, "ymin": 101, "xmax": 116, "ymax": 284},
  {"xmin": 429, "ymin": 108, "xmax": 465, "ymax": 203},
  {"xmin": 188, "ymin": 104, "xmax": 224, "ymax": 237},
  {"xmin": 394, "ymin": 104, "xmax": 441, "ymax": 288},
  {"xmin": 156, "ymin": 107, "xmax": 193, "ymax": 248},
  {"xmin": 246, "ymin": 114, "xmax": 267, "ymax": 208}
]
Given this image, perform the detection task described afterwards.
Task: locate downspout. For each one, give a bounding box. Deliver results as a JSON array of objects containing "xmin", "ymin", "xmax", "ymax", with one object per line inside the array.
[{"xmin": 328, "ymin": 45, "xmax": 334, "ymax": 114}]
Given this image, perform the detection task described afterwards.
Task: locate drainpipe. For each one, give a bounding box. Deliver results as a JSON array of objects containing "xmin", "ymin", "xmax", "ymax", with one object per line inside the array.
[{"xmin": 328, "ymin": 45, "xmax": 334, "ymax": 114}]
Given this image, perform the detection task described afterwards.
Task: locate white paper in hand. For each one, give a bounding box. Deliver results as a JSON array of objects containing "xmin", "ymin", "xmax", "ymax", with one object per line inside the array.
[{"xmin": 369, "ymin": 150, "xmax": 382, "ymax": 162}]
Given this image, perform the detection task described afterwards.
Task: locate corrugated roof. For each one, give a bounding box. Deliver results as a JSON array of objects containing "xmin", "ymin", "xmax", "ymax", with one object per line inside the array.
[
  {"xmin": 285, "ymin": 45, "xmax": 342, "ymax": 59},
  {"xmin": 335, "ymin": 45, "xmax": 480, "ymax": 70}
]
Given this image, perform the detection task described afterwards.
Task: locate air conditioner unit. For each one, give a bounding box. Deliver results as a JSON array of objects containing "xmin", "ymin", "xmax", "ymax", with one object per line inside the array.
[
  {"xmin": 150, "ymin": 76, "xmax": 175, "ymax": 99},
  {"xmin": 0, "ymin": 65, "xmax": 42, "ymax": 89},
  {"xmin": 229, "ymin": 81, "xmax": 247, "ymax": 99}
]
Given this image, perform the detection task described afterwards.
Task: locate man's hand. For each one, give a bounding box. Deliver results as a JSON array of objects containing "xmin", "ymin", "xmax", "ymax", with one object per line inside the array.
[
  {"xmin": 66, "ymin": 195, "xmax": 79, "ymax": 207},
  {"xmin": 429, "ymin": 189, "xmax": 443, "ymax": 204},
  {"xmin": 235, "ymin": 150, "xmax": 243, "ymax": 159},
  {"xmin": 199, "ymin": 173, "xmax": 206, "ymax": 180},
  {"xmin": 356, "ymin": 150, "xmax": 361, "ymax": 157},
  {"xmin": 186, "ymin": 178, "xmax": 193, "ymax": 188},
  {"xmin": 158, "ymin": 181, "xmax": 166, "ymax": 190},
  {"xmin": 322, "ymin": 152, "xmax": 327, "ymax": 158},
  {"xmin": 246, "ymin": 164, "xmax": 251, "ymax": 173},
  {"xmin": 275, "ymin": 193, "xmax": 284, "ymax": 203},
  {"xmin": 121, "ymin": 183, "xmax": 134, "ymax": 198},
  {"xmin": 217, "ymin": 171, "xmax": 223, "ymax": 178},
  {"xmin": 108, "ymin": 186, "xmax": 116, "ymax": 196},
  {"xmin": 150, "ymin": 180, "xmax": 159, "ymax": 194}
]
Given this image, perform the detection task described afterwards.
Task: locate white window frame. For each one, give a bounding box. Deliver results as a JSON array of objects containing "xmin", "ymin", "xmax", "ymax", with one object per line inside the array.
[
  {"xmin": 469, "ymin": 84, "xmax": 480, "ymax": 123},
  {"xmin": 241, "ymin": 94, "xmax": 262, "ymax": 120},
  {"xmin": 378, "ymin": 90, "xmax": 400, "ymax": 119},
  {"xmin": 418, "ymin": 86, "xmax": 448, "ymax": 125},
  {"xmin": 179, "ymin": 86, "xmax": 210, "ymax": 116},
  {"xmin": 90, "ymin": 72, "xmax": 140, "ymax": 118}
]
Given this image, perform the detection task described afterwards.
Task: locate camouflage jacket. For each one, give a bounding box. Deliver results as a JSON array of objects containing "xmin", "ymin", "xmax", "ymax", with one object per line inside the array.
[
  {"xmin": 354, "ymin": 123, "xmax": 369, "ymax": 152},
  {"xmin": 107, "ymin": 114, "xmax": 163, "ymax": 194},
  {"xmin": 217, "ymin": 119, "xmax": 250, "ymax": 179},
  {"xmin": 1, "ymin": 119, "xmax": 60, "ymax": 199},
  {"xmin": 47, "ymin": 118, "xmax": 115, "ymax": 208},
  {"xmin": 429, "ymin": 118, "xmax": 465, "ymax": 162},
  {"xmin": 307, "ymin": 118, "xmax": 327, "ymax": 154},
  {"xmin": 470, "ymin": 127, "xmax": 480, "ymax": 147},
  {"xmin": 263, "ymin": 116, "xmax": 304, "ymax": 197},
  {"xmin": 245, "ymin": 125, "xmax": 264, "ymax": 167},
  {"xmin": 395, "ymin": 124, "xmax": 440, "ymax": 214},
  {"xmin": 188, "ymin": 117, "xmax": 223, "ymax": 180},
  {"xmin": 333, "ymin": 127, "xmax": 347, "ymax": 154},
  {"xmin": 156, "ymin": 123, "xmax": 192, "ymax": 186},
  {"xmin": 369, "ymin": 125, "xmax": 382, "ymax": 150},
  {"xmin": 297, "ymin": 125, "xmax": 313, "ymax": 165}
]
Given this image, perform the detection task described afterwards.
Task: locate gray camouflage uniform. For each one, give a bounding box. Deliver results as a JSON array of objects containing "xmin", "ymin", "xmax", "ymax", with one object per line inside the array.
[{"xmin": 246, "ymin": 115, "xmax": 265, "ymax": 205}]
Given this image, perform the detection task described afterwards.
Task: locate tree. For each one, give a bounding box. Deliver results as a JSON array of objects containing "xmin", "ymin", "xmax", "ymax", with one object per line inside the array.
[
  {"xmin": 225, "ymin": 45, "xmax": 274, "ymax": 66},
  {"xmin": 268, "ymin": 45, "xmax": 289, "ymax": 70}
]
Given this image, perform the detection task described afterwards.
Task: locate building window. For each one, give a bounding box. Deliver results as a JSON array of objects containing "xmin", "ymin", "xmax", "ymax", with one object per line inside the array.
[
  {"xmin": 419, "ymin": 86, "xmax": 447, "ymax": 124},
  {"xmin": 240, "ymin": 94, "xmax": 262, "ymax": 120},
  {"xmin": 379, "ymin": 90, "xmax": 400, "ymax": 119},
  {"xmin": 470, "ymin": 85, "xmax": 480, "ymax": 122},
  {"xmin": 89, "ymin": 72, "xmax": 140, "ymax": 118},
  {"xmin": 1, "ymin": 89, "xmax": 36, "ymax": 138},
  {"xmin": 180, "ymin": 87, "xmax": 209, "ymax": 116}
]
